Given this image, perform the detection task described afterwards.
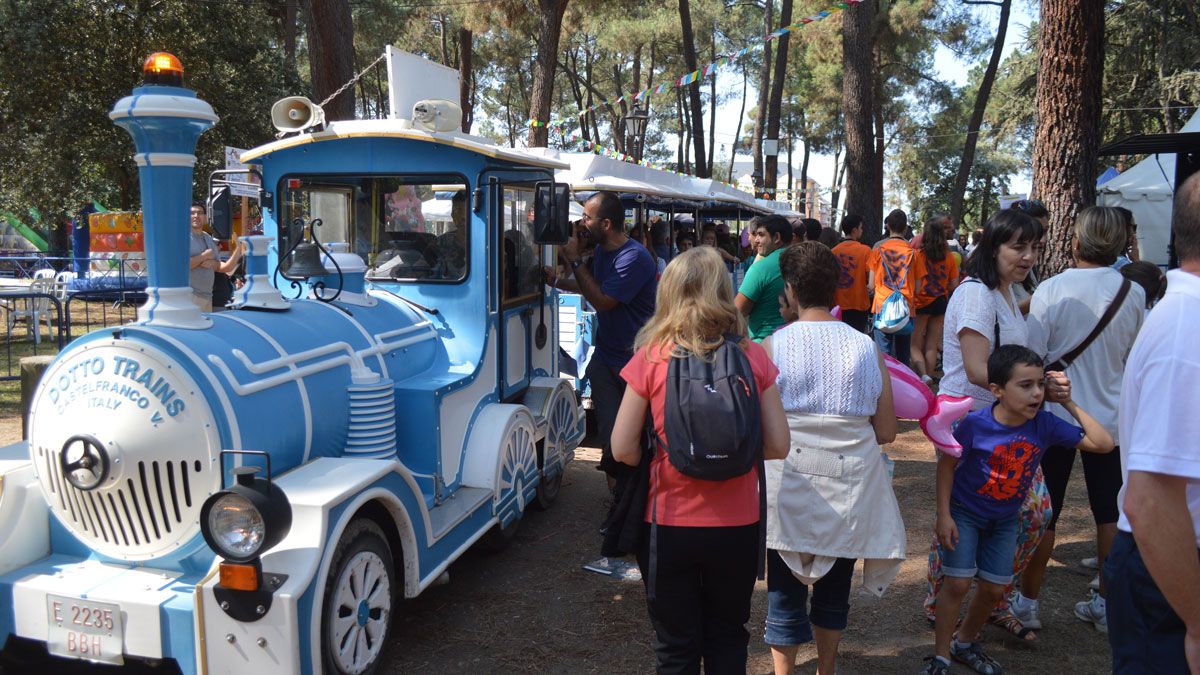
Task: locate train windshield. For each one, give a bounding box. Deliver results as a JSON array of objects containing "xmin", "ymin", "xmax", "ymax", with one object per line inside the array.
[{"xmin": 279, "ymin": 175, "xmax": 469, "ymax": 283}]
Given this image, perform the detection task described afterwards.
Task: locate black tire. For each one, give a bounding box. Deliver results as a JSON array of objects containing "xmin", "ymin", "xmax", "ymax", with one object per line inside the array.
[
  {"xmin": 477, "ymin": 515, "xmax": 521, "ymax": 553},
  {"xmin": 320, "ymin": 519, "xmax": 396, "ymax": 675},
  {"xmin": 532, "ymin": 468, "xmax": 562, "ymax": 510}
]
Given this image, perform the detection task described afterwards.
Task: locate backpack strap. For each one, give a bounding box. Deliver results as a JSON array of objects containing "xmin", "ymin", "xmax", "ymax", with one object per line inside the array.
[{"xmin": 1046, "ymin": 278, "xmax": 1132, "ymax": 372}]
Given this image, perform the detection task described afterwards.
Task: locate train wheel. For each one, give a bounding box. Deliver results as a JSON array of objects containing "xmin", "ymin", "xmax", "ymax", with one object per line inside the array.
[
  {"xmin": 480, "ymin": 410, "xmax": 536, "ymax": 552},
  {"xmin": 534, "ymin": 383, "xmax": 578, "ymax": 510},
  {"xmin": 321, "ymin": 519, "xmax": 395, "ymax": 675}
]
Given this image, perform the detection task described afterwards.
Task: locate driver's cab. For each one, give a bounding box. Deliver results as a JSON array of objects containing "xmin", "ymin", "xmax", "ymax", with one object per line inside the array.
[{"xmin": 264, "ymin": 153, "xmax": 570, "ymax": 403}]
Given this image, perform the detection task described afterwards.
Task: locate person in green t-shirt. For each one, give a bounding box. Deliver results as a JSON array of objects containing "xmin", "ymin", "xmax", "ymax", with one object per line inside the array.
[{"xmin": 736, "ymin": 215, "xmax": 794, "ymax": 340}]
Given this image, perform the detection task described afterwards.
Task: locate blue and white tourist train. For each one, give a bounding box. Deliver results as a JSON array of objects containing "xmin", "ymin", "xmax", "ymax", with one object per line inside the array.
[{"xmin": 0, "ymin": 50, "xmax": 583, "ymax": 674}]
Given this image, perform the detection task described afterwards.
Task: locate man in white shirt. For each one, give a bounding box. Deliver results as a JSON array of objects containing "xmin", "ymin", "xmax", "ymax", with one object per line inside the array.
[{"xmin": 1106, "ymin": 172, "xmax": 1200, "ymax": 673}]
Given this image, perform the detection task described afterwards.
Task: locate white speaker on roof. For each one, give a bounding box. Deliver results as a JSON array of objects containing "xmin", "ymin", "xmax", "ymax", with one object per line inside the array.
[
  {"xmin": 270, "ymin": 96, "xmax": 326, "ymax": 134},
  {"xmin": 411, "ymin": 100, "xmax": 463, "ymax": 133}
]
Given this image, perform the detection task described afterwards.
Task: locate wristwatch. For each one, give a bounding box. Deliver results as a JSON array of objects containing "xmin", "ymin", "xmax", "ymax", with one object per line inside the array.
[{"xmin": 568, "ymin": 258, "xmax": 583, "ymax": 272}]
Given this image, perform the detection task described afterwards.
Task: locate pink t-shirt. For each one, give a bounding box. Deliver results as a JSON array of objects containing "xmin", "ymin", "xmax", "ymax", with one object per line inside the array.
[{"xmin": 621, "ymin": 341, "xmax": 779, "ymax": 527}]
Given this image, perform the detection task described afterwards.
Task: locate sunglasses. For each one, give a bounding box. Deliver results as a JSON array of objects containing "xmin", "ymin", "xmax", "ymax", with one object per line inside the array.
[{"xmin": 1010, "ymin": 198, "xmax": 1045, "ymax": 214}]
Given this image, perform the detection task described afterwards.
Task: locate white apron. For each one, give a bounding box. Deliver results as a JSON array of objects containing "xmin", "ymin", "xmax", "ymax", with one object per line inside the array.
[{"xmin": 766, "ymin": 412, "xmax": 907, "ymax": 597}]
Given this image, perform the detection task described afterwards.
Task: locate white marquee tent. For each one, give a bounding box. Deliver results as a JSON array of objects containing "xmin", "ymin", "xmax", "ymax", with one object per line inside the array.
[{"xmin": 1097, "ymin": 111, "xmax": 1200, "ymax": 266}]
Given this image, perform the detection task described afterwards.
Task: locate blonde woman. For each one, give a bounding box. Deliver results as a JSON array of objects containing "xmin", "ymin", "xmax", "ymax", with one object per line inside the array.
[{"xmin": 612, "ymin": 246, "xmax": 790, "ymax": 674}]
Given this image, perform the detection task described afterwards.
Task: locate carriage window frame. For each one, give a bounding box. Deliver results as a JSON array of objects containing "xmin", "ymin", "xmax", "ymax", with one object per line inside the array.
[
  {"xmin": 499, "ymin": 183, "xmax": 544, "ymax": 307},
  {"xmin": 277, "ymin": 172, "xmax": 471, "ymax": 285}
]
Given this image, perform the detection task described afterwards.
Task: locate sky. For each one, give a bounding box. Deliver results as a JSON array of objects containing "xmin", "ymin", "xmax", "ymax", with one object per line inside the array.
[{"xmin": 676, "ymin": 1, "xmax": 1038, "ymax": 211}]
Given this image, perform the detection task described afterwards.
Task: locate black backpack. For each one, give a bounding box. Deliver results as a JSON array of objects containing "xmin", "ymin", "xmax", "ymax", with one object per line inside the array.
[
  {"xmin": 661, "ymin": 335, "xmax": 763, "ymax": 479},
  {"xmin": 646, "ymin": 335, "xmax": 767, "ymax": 600}
]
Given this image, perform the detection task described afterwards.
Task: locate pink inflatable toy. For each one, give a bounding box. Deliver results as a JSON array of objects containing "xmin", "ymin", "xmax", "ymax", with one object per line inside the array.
[{"xmin": 882, "ymin": 354, "xmax": 973, "ymax": 457}]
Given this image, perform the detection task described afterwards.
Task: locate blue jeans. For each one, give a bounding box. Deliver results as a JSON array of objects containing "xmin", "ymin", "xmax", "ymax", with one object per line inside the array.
[
  {"xmin": 1106, "ymin": 531, "xmax": 1197, "ymax": 674},
  {"xmin": 764, "ymin": 551, "xmax": 856, "ymax": 646},
  {"xmin": 872, "ymin": 325, "xmax": 911, "ymax": 368},
  {"xmin": 938, "ymin": 500, "xmax": 1020, "ymax": 585}
]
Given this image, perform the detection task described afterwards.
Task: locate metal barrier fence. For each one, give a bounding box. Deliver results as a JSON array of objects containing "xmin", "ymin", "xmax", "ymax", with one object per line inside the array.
[
  {"xmin": 0, "ymin": 291, "xmax": 66, "ymax": 381},
  {"xmin": 0, "ymin": 289, "xmax": 145, "ymax": 381}
]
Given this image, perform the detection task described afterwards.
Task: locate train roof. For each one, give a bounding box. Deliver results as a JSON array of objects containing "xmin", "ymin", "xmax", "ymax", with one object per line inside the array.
[{"xmin": 238, "ymin": 119, "xmax": 569, "ymax": 170}]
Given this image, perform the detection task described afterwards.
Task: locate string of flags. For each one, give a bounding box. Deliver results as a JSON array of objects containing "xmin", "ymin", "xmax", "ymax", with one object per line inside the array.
[{"xmin": 528, "ymin": 0, "xmax": 862, "ymax": 134}]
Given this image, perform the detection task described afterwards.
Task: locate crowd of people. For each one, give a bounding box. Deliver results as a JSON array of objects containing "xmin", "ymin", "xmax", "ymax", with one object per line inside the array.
[{"xmin": 551, "ymin": 173, "xmax": 1200, "ymax": 674}]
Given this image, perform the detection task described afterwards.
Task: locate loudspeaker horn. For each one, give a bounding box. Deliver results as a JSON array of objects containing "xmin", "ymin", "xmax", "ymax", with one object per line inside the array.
[
  {"xmin": 411, "ymin": 99, "xmax": 463, "ymax": 133},
  {"xmin": 271, "ymin": 96, "xmax": 326, "ymax": 134}
]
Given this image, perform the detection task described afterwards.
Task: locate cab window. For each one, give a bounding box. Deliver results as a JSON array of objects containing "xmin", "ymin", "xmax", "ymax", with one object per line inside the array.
[
  {"xmin": 279, "ymin": 175, "xmax": 469, "ymax": 282},
  {"xmin": 501, "ymin": 186, "xmax": 543, "ymax": 303}
]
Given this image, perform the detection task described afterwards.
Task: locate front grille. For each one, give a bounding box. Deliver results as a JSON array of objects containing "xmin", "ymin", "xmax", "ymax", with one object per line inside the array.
[{"xmin": 36, "ymin": 446, "xmax": 205, "ymax": 559}]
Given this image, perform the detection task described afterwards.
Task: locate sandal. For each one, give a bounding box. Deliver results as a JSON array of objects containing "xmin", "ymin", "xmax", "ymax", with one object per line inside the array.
[
  {"xmin": 951, "ymin": 639, "xmax": 1005, "ymax": 675},
  {"xmin": 988, "ymin": 610, "xmax": 1038, "ymax": 642}
]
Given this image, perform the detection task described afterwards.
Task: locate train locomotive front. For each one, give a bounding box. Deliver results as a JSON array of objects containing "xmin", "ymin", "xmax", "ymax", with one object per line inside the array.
[{"xmin": 0, "ymin": 51, "xmax": 582, "ymax": 675}]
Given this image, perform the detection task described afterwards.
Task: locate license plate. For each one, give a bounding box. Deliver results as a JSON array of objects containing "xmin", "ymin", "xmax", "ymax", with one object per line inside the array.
[{"xmin": 46, "ymin": 594, "xmax": 124, "ymax": 665}]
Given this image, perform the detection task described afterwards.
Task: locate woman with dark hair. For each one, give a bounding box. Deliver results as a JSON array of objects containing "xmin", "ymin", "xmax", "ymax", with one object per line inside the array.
[
  {"xmin": 761, "ymin": 242, "xmax": 903, "ymax": 675},
  {"xmin": 923, "ymin": 207, "xmax": 1069, "ymax": 642},
  {"xmin": 1120, "ymin": 261, "xmax": 1166, "ymax": 311},
  {"xmin": 911, "ymin": 217, "xmax": 960, "ymax": 383},
  {"xmin": 1008, "ymin": 199, "xmax": 1049, "ymax": 314}
]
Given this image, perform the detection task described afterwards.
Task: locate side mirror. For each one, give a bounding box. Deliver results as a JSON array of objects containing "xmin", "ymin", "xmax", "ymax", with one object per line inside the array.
[
  {"xmin": 533, "ymin": 182, "xmax": 572, "ymax": 245},
  {"xmin": 208, "ymin": 185, "xmax": 232, "ymax": 239}
]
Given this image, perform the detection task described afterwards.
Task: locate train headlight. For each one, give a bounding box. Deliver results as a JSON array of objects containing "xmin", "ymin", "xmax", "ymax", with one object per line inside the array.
[
  {"xmin": 200, "ymin": 466, "xmax": 292, "ymax": 564},
  {"xmin": 205, "ymin": 492, "xmax": 265, "ymax": 560}
]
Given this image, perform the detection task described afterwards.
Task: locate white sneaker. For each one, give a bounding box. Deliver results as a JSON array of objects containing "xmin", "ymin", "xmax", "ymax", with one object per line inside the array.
[
  {"xmin": 1011, "ymin": 593, "xmax": 1043, "ymax": 630},
  {"xmin": 1089, "ymin": 574, "xmax": 1100, "ymax": 591},
  {"xmin": 1081, "ymin": 556, "xmax": 1100, "ymax": 570},
  {"xmin": 1075, "ymin": 594, "xmax": 1108, "ymax": 634}
]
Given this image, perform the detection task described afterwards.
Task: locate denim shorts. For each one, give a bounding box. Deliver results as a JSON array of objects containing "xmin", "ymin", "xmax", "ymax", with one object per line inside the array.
[{"xmin": 938, "ymin": 500, "xmax": 1019, "ymax": 585}]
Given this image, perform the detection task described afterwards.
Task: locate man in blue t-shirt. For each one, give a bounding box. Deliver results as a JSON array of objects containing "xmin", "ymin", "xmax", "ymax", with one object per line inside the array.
[{"xmin": 547, "ymin": 191, "xmax": 656, "ymax": 486}]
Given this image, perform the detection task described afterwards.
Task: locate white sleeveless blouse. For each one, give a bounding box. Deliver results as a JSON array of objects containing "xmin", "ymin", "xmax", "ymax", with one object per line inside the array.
[{"xmin": 772, "ymin": 321, "xmax": 882, "ymax": 417}]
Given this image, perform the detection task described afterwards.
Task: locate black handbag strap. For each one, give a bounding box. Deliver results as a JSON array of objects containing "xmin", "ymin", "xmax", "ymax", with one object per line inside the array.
[{"xmin": 1047, "ymin": 278, "xmax": 1132, "ymax": 372}]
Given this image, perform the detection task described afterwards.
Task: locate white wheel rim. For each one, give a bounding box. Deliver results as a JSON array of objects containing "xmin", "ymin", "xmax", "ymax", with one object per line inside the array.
[
  {"xmin": 546, "ymin": 388, "xmax": 575, "ymax": 465},
  {"xmin": 330, "ymin": 550, "xmax": 390, "ymax": 674}
]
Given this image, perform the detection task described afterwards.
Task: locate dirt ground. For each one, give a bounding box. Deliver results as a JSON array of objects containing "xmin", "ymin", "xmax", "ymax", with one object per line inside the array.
[{"xmin": 0, "ymin": 422, "xmax": 1113, "ymax": 674}]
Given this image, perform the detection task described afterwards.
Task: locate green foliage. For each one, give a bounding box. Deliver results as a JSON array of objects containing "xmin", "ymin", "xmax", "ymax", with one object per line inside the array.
[{"xmin": 0, "ymin": 0, "xmax": 296, "ymax": 230}]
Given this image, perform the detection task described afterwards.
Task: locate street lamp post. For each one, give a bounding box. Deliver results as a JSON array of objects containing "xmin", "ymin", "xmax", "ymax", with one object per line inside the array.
[{"xmin": 625, "ymin": 105, "xmax": 649, "ymax": 162}]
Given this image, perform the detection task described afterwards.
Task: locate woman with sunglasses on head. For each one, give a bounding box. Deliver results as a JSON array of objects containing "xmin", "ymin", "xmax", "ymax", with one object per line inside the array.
[{"xmin": 922, "ymin": 207, "xmax": 1069, "ymax": 645}]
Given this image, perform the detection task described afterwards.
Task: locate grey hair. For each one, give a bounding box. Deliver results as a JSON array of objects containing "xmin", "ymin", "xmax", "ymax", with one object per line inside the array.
[{"xmin": 1074, "ymin": 206, "xmax": 1128, "ymax": 266}]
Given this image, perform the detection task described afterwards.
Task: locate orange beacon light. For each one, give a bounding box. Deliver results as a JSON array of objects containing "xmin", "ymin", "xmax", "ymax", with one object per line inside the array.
[{"xmin": 142, "ymin": 52, "xmax": 183, "ymax": 87}]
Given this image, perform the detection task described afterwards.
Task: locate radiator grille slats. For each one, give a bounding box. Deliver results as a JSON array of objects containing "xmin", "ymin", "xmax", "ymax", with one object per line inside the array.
[{"xmin": 38, "ymin": 447, "xmax": 207, "ymax": 559}]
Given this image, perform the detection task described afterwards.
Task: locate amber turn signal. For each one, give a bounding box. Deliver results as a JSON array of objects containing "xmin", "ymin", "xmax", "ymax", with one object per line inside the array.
[
  {"xmin": 219, "ymin": 561, "xmax": 261, "ymax": 592},
  {"xmin": 142, "ymin": 52, "xmax": 184, "ymax": 87}
]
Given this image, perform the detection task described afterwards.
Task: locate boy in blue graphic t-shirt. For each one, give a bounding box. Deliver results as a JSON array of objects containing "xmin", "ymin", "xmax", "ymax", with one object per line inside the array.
[{"xmin": 922, "ymin": 345, "xmax": 1114, "ymax": 675}]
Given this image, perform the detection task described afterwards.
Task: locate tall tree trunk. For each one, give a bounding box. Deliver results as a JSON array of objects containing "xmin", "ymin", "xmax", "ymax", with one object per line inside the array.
[
  {"xmin": 437, "ymin": 15, "xmax": 450, "ymax": 66},
  {"xmin": 676, "ymin": 88, "xmax": 686, "ymax": 171},
  {"xmin": 729, "ymin": 64, "xmax": 749, "ymax": 184},
  {"xmin": 786, "ymin": 132, "xmax": 794, "ymax": 208},
  {"xmin": 708, "ymin": 22, "xmax": 717, "ymax": 176},
  {"xmin": 280, "ymin": 0, "xmax": 298, "ymax": 77},
  {"xmin": 841, "ymin": 0, "xmax": 879, "ymax": 241},
  {"xmin": 678, "ymin": 0, "xmax": 709, "ymax": 176},
  {"xmin": 829, "ymin": 144, "xmax": 843, "ymax": 228},
  {"xmin": 872, "ymin": 43, "xmax": 885, "ymax": 222},
  {"xmin": 763, "ymin": 0, "xmax": 793, "ymax": 198},
  {"xmin": 753, "ymin": 0, "xmax": 774, "ymax": 191},
  {"xmin": 300, "ymin": 0, "xmax": 355, "ymax": 121},
  {"xmin": 527, "ymin": 0, "xmax": 571, "ymax": 147},
  {"xmin": 799, "ymin": 111, "xmax": 811, "ymax": 215},
  {"xmin": 950, "ymin": 0, "xmax": 1011, "ymax": 228},
  {"xmin": 1032, "ymin": 0, "xmax": 1104, "ymax": 275},
  {"xmin": 459, "ymin": 28, "xmax": 474, "ymax": 130},
  {"xmin": 641, "ymin": 40, "xmax": 657, "ymax": 158}
]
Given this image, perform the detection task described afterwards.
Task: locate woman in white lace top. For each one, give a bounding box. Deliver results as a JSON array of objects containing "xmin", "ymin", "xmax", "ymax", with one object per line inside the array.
[{"xmin": 760, "ymin": 242, "xmax": 905, "ymax": 675}]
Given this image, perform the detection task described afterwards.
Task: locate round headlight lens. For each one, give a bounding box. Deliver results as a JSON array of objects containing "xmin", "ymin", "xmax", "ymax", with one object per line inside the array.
[{"xmin": 206, "ymin": 492, "xmax": 265, "ymax": 559}]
